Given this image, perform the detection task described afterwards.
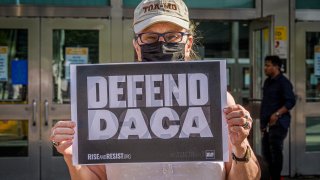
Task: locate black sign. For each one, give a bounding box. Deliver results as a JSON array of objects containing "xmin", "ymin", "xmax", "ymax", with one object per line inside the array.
[{"xmin": 71, "ymin": 60, "xmax": 228, "ymax": 165}]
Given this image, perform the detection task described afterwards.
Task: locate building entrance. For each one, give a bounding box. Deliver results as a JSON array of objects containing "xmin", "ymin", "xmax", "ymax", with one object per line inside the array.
[
  {"xmin": 295, "ymin": 22, "xmax": 320, "ymax": 175},
  {"xmin": 0, "ymin": 17, "xmax": 110, "ymax": 180}
]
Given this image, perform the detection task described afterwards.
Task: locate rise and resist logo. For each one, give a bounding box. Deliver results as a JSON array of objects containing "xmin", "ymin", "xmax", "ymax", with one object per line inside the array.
[{"xmin": 86, "ymin": 73, "xmax": 214, "ymax": 140}]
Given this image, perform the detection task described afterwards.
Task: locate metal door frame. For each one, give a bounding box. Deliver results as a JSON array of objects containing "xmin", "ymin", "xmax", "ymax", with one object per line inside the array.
[
  {"xmin": 0, "ymin": 17, "xmax": 40, "ymax": 180},
  {"xmin": 249, "ymin": 16, "xmax": 292, "ymax": 176},
  {"xmin": 249, "ymin": 15, "xmax": 274, "ymax": 153},
  {"xmin": 40, "ymin": 18, "xmax": 110, "ymax": 179},
  {"xmin": 295, "ymin": 22, "xmax": 320, "ymax": 175},
  {"xmin": 250, "ymin": 16, "xmax": 274, "ymax": 101}
]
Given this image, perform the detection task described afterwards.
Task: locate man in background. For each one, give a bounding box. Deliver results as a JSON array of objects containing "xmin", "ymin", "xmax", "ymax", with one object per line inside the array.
[{"xmin": 260, "ymin": 55, "xmax": 296, "ymax": 180}]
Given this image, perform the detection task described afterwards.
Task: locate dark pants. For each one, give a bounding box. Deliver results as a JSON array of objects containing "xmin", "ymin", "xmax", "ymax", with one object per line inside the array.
[{"xmin": 262, "ymin": 123, "xmax": 288, "ymax": 180}]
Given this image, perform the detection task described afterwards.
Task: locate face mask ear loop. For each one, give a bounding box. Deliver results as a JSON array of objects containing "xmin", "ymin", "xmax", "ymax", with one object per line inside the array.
[
  {"xmin": 183, "ymin": 36, "xmax": 190, "ymax": 55},
  {"xmin": 135, "ymin": 34, "xmax": 143, "ymax": 46},
  {"xmin": 185, "ymin": 36, "xmax": 189, "ymax": 44}
]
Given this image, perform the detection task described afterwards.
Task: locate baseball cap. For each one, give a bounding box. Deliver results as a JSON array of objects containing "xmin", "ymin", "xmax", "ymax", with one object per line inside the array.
[{"xmin": 133, "ymin": 0, "xmax": 190, "ymax": 33}]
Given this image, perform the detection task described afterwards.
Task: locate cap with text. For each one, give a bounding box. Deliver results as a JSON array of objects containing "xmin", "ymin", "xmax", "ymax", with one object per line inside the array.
[{"xmin": 133, "ymin": 0, "xmax": 190, "ymax": 33}]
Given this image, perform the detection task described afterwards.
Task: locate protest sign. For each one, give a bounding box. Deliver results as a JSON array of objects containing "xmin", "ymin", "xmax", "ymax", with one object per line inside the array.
[{"xmin": 71, "ymin": 60, "xmax": 228, "ymax": 165}]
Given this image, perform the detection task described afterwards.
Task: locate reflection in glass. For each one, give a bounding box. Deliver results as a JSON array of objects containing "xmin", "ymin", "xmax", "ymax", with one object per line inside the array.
[
  {"xmin": 239, "ymin": 22, "xmax": 249, "ymax": 58},
  {"xmin": 243, "ymin": 67, "xmax": 250, "ymax": 90},
  {"xmin": 306, "ymin": 117, "xmax": 320, "ymax": 152},
  {"xmin": 195, "ymin": 21, "xmax": 250, "ymax": 105},
  {"xmin": 52, "ymin": 30, "xmax": 99, "ymax": 104},
  {"xmin": 197, "ymin": 21, "xmax": 232, "ymax": 58},
  {"xmin": 196, "ymin": 21, "xmax": 249, "ymax": 59},
  {"xmin": 0, "ymin": 29, "xmax": 28, "ymax": 104},
  {"xmin": 0, "ymin": 120, "xmax": 28, "ymax": 157},
  {"xmin": 253, "ymin": 28, "xmax": 269, "ymax": 99},
  {"xmin": 305, "ymin": 32, "xmax": 320, "ymax": 102}
]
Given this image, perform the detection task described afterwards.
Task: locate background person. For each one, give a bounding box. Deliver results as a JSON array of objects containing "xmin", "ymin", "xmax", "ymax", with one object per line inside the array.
[
  {"xmin": 260, "ymin": 55, "xmax": 296, "ymax": 180},
  {"xmin": 51, "ymin": 0, "xmax": 261, "ymax": 179}
]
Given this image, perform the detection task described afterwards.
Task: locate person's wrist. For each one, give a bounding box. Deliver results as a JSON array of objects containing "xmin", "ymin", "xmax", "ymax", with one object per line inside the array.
[
  {"xmin": 63, "ymin": 153, "xmax": 72, "ymax": 159},
  {"xmin": 232, "ymin": 143, "xmax": 247, "ymax": 157},
  {"xmin": 63, "ymin": 154, "xmax": 73, "ymax": 165},
  {"xmin": 232, "ymin": 145, "xmax": 251, "ymax": 163},
  {"xmin": 275, "ymin": 111, "xmax": 281, "ymax": 118}
]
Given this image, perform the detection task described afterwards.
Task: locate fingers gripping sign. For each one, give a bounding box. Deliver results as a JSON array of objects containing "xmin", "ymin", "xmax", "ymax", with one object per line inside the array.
[
  {"xmin": 223, "ymin": 104, "xmax": 252, "ymax": 147},
  {"xmin": 50, "ymin": 121, "xmax": 76, "ymax": 155}
]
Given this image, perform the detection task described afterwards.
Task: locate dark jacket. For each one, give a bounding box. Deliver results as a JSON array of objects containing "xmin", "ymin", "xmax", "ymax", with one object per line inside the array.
[{"xmin": 260, "ymin": 73, "xmax": 296, "ymax": 129}]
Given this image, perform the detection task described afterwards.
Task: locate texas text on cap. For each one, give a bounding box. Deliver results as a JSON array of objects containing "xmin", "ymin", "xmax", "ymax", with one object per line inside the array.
[{"xmin": 133, "ymin": 0, "xmax": 190, "ymax": 33}]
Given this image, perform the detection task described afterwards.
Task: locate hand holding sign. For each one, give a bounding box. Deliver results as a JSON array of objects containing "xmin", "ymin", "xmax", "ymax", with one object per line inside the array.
[
  {"xmin": 50, "ymin": 121, "xmax": 75, "ymax": 156},
  {"xmin": 223, "ymin": 102, "xmax": 252, "ymax": 156}
]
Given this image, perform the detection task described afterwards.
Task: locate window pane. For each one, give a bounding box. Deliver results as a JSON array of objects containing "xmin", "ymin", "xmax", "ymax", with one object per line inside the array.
[
  {"xmin": 52, "ymin": 30, "xmax": 99, "ymax": 104},
  {"xmin": 0, "ymin": 0, "xmax": 110, "ymax": 6},
  {"xmin": 123, "ymin": 0, "xmax": 254, "ymax": 8},
  {"xmin": 239, "ymin": 22, "xmax": 249, "ymax": 58},
  {"xmin": 305, "ymin": 32, "xmax": 320, "ymax": 102},
  {"xmin": 196, "ymin": 21, "xmax": 249, "ymax": 59},
  {"xmin": 296, "ymin": 0, "xmax": 320, "ymax": 9},
  {"xmin": 0, "ymin": 120, "xmax": 28, "ymax": 157},
  {"xmin": 197, "ymin": 21, "xmax": 232, "ymax": 58},
  {"xmin": 0, "ymin": 29, "xmax": 28, "ymax": 104},
  {"xmin": 184, "ymin": 0, "xmax": 254, "ymax": 8},
  {"xmin": 242, "ymin": 67, "xmax": 250, "ymax": 90},
  {"xmin": 306, "ymin": 117, "xmax": 320, "ymax": 152},
  {"xmin": 195, "ymin": 20, "xmax": 250, "ymax": 106}
]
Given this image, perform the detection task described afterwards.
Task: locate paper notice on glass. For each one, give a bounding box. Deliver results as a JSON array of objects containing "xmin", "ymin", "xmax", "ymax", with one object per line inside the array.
[
  {"xmin": 0, "ymin": 46, "xmax": 8, "ymax": 81},
  {"xmin": 314, "ymin": 45, "xmax": 320, "ymax": 76},
  {"xmin": 71, "ymin": 60, "xmax": 228, "ymax": 165},
  {"xmin": 65, "ymin": 47, "xmax": 88, "ymax": 80},
  {"xmin": 275, "ymin": 26, "xmax": 288, "ymax": 59}
]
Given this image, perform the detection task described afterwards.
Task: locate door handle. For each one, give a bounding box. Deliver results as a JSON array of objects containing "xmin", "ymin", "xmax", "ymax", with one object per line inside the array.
[
  {"xmin": 32, "ymin": 100, "xmax": 37, "ymax": 126},
  {"xmin": 44, "ymin": 100, "xmax": 49, "ymax": 126}
]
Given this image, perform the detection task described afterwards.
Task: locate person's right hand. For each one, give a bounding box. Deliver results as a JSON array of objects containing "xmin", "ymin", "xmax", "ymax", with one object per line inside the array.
[
  {"xmin": 50, "ymin": 121, "xmax": 75, "ymax": 156},
  {"xmin": 269, "ymin": 113, "xmax": 278, "ymax": 126}
]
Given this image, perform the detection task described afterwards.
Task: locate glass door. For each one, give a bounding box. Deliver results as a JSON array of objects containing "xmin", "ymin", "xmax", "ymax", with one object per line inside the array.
[
  {"xmin": 40, "ymin": 18, "xmax": 110, "ymax": 179},
  {"xmin": 227, "ymin": 59, "xmax": 251, "ymax": 107},
  {"xmin": 249, "ymin": 16, "xmax": 290, "ymax": 176},
  {"xmin": 0, "ymin": 17, "xmax": 111, "ymax": 180},
  {"xmin": 0, "ymin": 18, "xmax": 40, "ymax": 180},
  {"xmin": 249, "ymin": 16, "xmax": 273, "ymax": 153},
  {"xmin": 194, "ymin": 21, "xmax": 251, "ymax": 105},
  {"xmin": 295, "ymin": 22, "xmax": 320, "ymax": 175}
]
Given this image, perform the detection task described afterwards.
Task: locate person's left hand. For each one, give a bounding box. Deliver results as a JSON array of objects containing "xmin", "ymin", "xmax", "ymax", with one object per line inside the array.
[{"xmin": 224, "ymin": 104, "xmax": 252, "ymax": 152}]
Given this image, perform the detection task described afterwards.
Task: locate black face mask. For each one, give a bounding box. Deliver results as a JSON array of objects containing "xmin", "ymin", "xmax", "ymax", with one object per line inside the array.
[{"xmin": 140, "ymin": 41, "xmax": 186, "ymax": 62}]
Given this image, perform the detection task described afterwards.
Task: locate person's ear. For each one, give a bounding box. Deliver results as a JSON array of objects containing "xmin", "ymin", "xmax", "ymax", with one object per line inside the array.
[
  {"xmin": 133, "ymin": 39, "xmax": 142, "ymax": 62},
  {"xmin": 184, "ymin": 35, "xmax": 193, "ymax": 60}
]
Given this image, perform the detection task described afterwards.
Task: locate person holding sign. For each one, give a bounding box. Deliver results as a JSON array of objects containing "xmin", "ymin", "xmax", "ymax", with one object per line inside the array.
[{"xmin": 50, "ymin": 0, "xmax": 261, "ymax": 179}]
